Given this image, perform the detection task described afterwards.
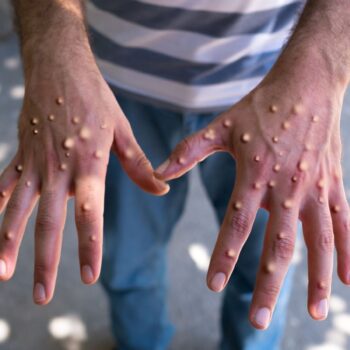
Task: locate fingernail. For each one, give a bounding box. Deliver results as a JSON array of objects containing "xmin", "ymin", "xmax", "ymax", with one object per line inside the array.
[
  {"xmin": 210, "ymin": 272, "xmax": 226, "ymax": 292},
  {"xmin": 82, "ymin": 265, "xmax": 94, "ymax": 284},
  {"xmin": 34, "ymin": 283, "xmax": 46, "ymax": 302},
  {"xmin": 155, "ymin": 160, "xmax": 170, "ymax": 175},
  {"xmin": 254, "ymin": 307, "xmax": 271, "ymax": 328},
  {"xmin": 0, "ymin": 259, "xmax": 6, "ymax": 278},
  {"xmin": 316, "ymin": 298, "xmax": 328, "ymax": 319}
]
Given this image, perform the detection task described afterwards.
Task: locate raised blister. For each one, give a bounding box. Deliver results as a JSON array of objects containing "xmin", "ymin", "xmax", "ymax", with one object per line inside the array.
[
  {"xmin": 4, "ymin": 231, "xmax": 13, "ymax": 241},
  {"xmin": 48, "ymin": 114, "xmax": 55, "ymax": 121},
  {"xmin": 282, "ymin": 121, "xmax": 291, "ymax": 130},
  {"xmin": 124, "ymin": 148, "xmax": 134, "ymax": 160},
  {"xmin": 282, "ymin": 199, "xmax": 293, "ymax": 209},
  {"xmin": 264, "ymin": 262, "xmax": 275, "ymax": 274},
  {"xmin": 253, "ymin": 182, "xmax": 261, "ymax": 190},
  {"xmin": 31, "ymin": 118, "xmax": 39, "ymax": 125},
  {"xmin": 65, "ymin": 152, "xmax": 70, "ymax": 158},
  {"xmin": 269, "ymin": 105, "xmax": 278, "ymax": 113},
  {"xmin": 332, "ymin": 205, "xmax": 340, "ymax": 213},
  {"xmin": 203, "ymin": 128, "xmax": 216, "ymax": 140},
  {"xmin": 226, "ymin": 249, "xmax": 236, "ymax": 259},
  {"xmin": 16, "ymin": 164, "xmax": 23, "ymax": 172},
  {"xmin": 273, "ymin": 164, "xmax": 281, "ymax": 172},
  {"xmin": 56, "ymin": 97, "xmax": 64, "ymax": 105},
  {"xmin": 292, "ymin": 104, "xmax": 303, "ymax": 114},
  {"xmin": 63, "ymin": 138, "xmax": 74, "ymax": 150},
  {"xmin": 233, "ymin": 201, "xmax": 242, "ymax": 211},
  {"xmin": 25, "ymin": 181, "xmax": 31, "ymax": 188},
  {"xmin": 89, "ymin": 235, "xmax": 96, "ymax": 242},
  {"xmin": 304, "ymin": 143, "xmax": 313, "ymax": 151},
  {"xmin": 79, "ymin": 127, "xmax": 91, "ymax": 140},
  {"xmin": 33, "ymin": 129, "xmax": 39, "ymax": 135},
  {"xmin": 82, "ymin": 203, "xmax": 91, "ymax": 212},
  {"xmin": 94, "ymin": 150, "xmax": 103, "ymax": 159},
  {"xmin": 317, "ymin": 281, "xmax": 327, "ymax": 290},
  {"xmin": 312, "ymin": 115, "xmax": 320, "ymax": 123},
  {"xmin": 317, "ymin": 179, "xmax": 325, "ymax": 189},
  {"xmin": 298, "ymin": 160, "xmax": 308, "ymax": 172},
  {"xmin": 59, "ymin": 163, "xmax": 67, "ymax": 171},
  {"xmin": 177, "ymin": 157, "xmax": 185, "ymax": 165},
  {"xmin": 272, "ymin": 136, "xmax": 279, "ymax": 143},
  {"xmin": 318, "ymin": 196, "xmax": 325, "ymax": 204},
  {"xmin": 240, "ymin": 133, "xmax": 251, "ymax": 143},
  {"xmin": 277, "ymin": 232, "xmax": 285, "ymax": 240},
  {"xmin": 268, "ymin": 180, "xmax": 276, "ymax": 188},
  {"xmin": 72, "ymin": 117, "xmax": 80, "ymax": 125},
  {"xmin": 0, "ymin": 191, "xmax": 6, "ymax": 198},
  {"xmin": 291, "ymin": 175, "xmax": 298, "ymax": 183},
  {"xmin": 223, "ymin": 119, "xmax": 232, "ymax": 128}
]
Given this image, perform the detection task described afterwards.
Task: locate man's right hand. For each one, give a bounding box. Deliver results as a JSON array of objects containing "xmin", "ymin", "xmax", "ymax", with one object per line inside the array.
[{"xmin": 0, "ymin": 44, "xmax": 169, "ymax": 304}]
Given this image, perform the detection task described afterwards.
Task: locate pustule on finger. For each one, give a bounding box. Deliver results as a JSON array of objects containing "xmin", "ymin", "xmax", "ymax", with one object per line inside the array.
[
  {"xmin": 292, "ymin": 103, "xmax": 303, "ymax": 115},
  {"xmin": 56, "ymin": 97, "xmax": 64, "ymax": 105},
  {"xmin": 318, "ymin": 196, "xmax": 325, "ymax": 204},
  {"xmin": 277, "ymin": 151, "xmax": 284, "ymax": 157},
  {"xmin": 240, "ymin": 133, "xmax": 251, "ymax": 143},
  {"xmin": 273, "ymin": 164, "xmax": 281, "ymax": 173},
  {"xmin": 332, "ymin": 204, "xmax": 340, "ymax": 213},
  {"xmin": 94, "ymin": 150, "xmax": 103, "ymax": 159},
  {"xmin": 269, "ymin": 104, "xmax": 278, "ymax": 113},
  {"xmin": 312, "ymin": 115, "xmax": 320, "ymax": 123},
  {"xmin": 317, "ymin": 178, "xmax": 325, "ymax": 189},
  {"xmin": 124, "ymin": 148, "xmax": 134, "ymax": 160},
  {"xmin": 79, "ymin": 127, "xmax": 91, "ymax": 141},
  {"xmin": 222, "ymin": 119, "xmax": 232, "ymax": 128},
  {"xmin": 264, "ymin": 262, "xmax": 276, "ymax": 274},
  {"xmin": 253, "ymin": 155, "xmax": 260, "ymax": 162},
  {"xmin": 89, "ymin": 235, "xmax": 97, "ymax": 242},
  {"xmin": 298, "ymin": 160, "xmax": 308, "ymax": 172},
  {"xmin": 203, "ymin": 128, "xmax": 216, "ymax": 140},
  {"xmin": 233, "ymin": 201, "xmax": 242, "ymax": 211},
  {"xmin": 65, "ymin": 152, "xmax": 70, "ymax": 158},
  {"xmin": 15, "ymin": 164, "xmax": 23, "ymax": 173},
  {"xmin": 277, "ymin": 232, "xmax": 285, "ymax": 240},
  {"xmin": 177, "ymin": 157, "xmax": 185, "ymax": 165},
  {"xmin": 4, "ymin": 231, "xmax": 13, "ymax": 241},
  {"xmin": 282, "ymin": 199, "xmax": 293, "ymax": 209},
  {"xmin": 48, "ymin": 114, "xmax": 55, "ymax": 121},
  {"xmin": 272, "ymin": 136, "xmax": 279, "ymax": 144},
  {"xmin": 31, "ymin": 117, "xmax": 39, "ymax": 125},
  {"xmin": 226, "ymin": 249, "xmax": 236, "ymax": 259},
  {"xmin": 268, "ymin": 180, "xmax": 276, "ymax": 188},
  {"xmin": 72, "ymin": 116, "xmax": 80, "ymax": 125},
  {"xmin": 281, "ymin": 121, "xmax": 291, "ymax": 130},
  {"xmin": 63, "ymin": 138, "xmax": 75, "ymax": 150},
  {"xmin": 100, "ymin": 122, "xmax": 108, "ymax": 130},
  {"xmin": 59, "ymin": 163, "xmax": 67, "ymax": 171},
  {"xmin": 82, "ymin": 202, "xmax": 91, "ymax": 212},
  {"xmin": 0, "ymin": 191, "xmax": 6, "ymax": 198},
  {"xmin": 253, "ymin": 182, "xmax": 262, "ymax": 190},
  {"xmin": 25, "ymin": 180, "xmax": 31, "ymax": 188},
  {"xmin": 317, "ymin": 281, "xmax": 327, "ymax": 290},
  {"xmin": 304, "ymin": 143, "xmax": 313, "ymax": 151},
  {"xmin": 291, "ymin": 175, "xmax": 298, "ymax": 183},
  {"xmin": 33, "ymin": 129, "xmax": 39, "ymax": 135}
]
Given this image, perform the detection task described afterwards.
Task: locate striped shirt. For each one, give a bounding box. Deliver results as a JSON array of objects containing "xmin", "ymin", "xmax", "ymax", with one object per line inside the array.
[{"xmin": 87, "ymin": 0, "xmax": 304, "ymax": 112}]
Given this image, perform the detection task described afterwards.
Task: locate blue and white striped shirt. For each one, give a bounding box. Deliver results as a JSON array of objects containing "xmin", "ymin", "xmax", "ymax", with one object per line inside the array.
[{"xmin": 87, "ymin": 0, "xmax": 304, "ymax": 112}]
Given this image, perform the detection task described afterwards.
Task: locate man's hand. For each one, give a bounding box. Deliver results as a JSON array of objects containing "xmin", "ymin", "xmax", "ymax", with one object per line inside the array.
[
  {"xmin": 155, "ymin": 0, "xmax": 350, "ymax": 329},
  {"xmin": 0, "ymin": 0, "xmax": 168, "ymax": 305}
]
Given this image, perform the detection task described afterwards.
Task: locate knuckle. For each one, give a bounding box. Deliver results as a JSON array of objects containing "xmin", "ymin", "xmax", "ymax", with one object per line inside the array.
[
  {"xmin": 35, "ymin": 262, "xmax": 52, "ymax": 276},
  {"xmin": 317, "ymin": 230, "xmax": 334, "ymax": 253},
  {"xmin": 76, "ymin": 210, "xmax": 99, "ymax": 230},
  {"xmin": 259, "ymin": 283, "xmax": 280, "ymax": 300},
  {"xmin": 230, "ymin": 211, "xmax": 251, "ymax": 239},
  {"xmin": 272, "ymin": 235, "xmax": 295, "ymax": 261},
  {"xmin": 36, "ymin": 213, "xmax": 57, "ymax": 233},
  {"xmin": 134, "ymin": 153, "xmax": 150, "ymax": 169}
]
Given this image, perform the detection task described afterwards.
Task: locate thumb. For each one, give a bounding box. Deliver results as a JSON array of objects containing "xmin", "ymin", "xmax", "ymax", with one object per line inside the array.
[
  {"xmin": 113, "ymin": 120, "xmax": 170, "ymax": 196},
  {"xmin": 155, "ymin": 121, "xmax": 228, "ymax": 181}
]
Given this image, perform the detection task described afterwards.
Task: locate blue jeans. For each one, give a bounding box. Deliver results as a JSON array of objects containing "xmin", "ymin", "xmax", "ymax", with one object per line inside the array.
[{"xmin": 101, "ymin": 94, "xmax": 295, "ymax": 350}]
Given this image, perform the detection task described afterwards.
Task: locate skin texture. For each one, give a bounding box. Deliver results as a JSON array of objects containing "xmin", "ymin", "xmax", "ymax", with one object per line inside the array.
[
  {"xmin": 155, "ymin": 0, "xmax": 350, "ymax": 330},
  {"xmin": 0, "ymin": 0, "xmax": 168, "ymax": 305}
]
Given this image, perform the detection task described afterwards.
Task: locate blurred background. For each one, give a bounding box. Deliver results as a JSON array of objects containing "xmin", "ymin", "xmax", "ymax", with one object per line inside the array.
[{"xmin": 1, "ymin": 1, "xmax": 350, "ymax": 349}]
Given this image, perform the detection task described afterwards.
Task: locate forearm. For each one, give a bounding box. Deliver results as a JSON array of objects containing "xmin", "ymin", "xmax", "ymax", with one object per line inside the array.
[
  {"xmin": 270, "ymin": 0, "xmax": 350, "ymax": 92},
  {"xmin": 12, "ymin": 0, "xmax": 95, "ymax": 76}
]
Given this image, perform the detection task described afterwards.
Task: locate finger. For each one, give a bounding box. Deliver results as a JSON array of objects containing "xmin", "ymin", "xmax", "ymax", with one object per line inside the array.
[
  {"xmin": 0, "ymin": 156, "xmax": 22, "ymax": 214},
  {"xmin": 74, "ymin": 175, "xmax": 104, "ymax": 285},
  {"xmin": 206, "ymin": 170, "xmax": 263, "ymax": 293},
  {"xmin": 0, "ymin": 174, "xmax": 39, "ymax": 280},
  {"xmin": 303, "ymin": 198, "xmax": 334, "ymax": 321},
  {"xmin": 249, "ymin": 205, "xmax": 298, "ymax": 330},
  {"xmin": 154, "ymin": 118, "xmax": 229, "ymax": 181},
  {"xmin": 114, "ymin": 120, "xmax": 170, "ymax": 196},
  {"xmin": 328, "ymin": 178, "xmax": 350, "ymax": 285},
  {"xmin": 33, "ymin": 183, "xmax": 68, "ymax": 305}
]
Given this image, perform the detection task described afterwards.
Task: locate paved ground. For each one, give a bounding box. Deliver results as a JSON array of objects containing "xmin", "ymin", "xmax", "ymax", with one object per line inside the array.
[{"xmin": 1, "ymin": 32, "xmax": 350, "ymax": 350}]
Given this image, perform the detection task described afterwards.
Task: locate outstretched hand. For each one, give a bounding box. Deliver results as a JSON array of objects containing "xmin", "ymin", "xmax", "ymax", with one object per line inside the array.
[
  {"xmin": 155, "ymin": 73, "xmax": 350, "ymax": 329},
  {"xmin": 0, "ymin": 63, "xmax": 168, "ymax": 304}
]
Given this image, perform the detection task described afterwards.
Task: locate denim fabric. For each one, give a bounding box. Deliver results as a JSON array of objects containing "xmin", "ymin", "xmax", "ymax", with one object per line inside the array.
[{"xmin": 101, "ymin": 94, "xmax": 296, "ymax": 350}]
